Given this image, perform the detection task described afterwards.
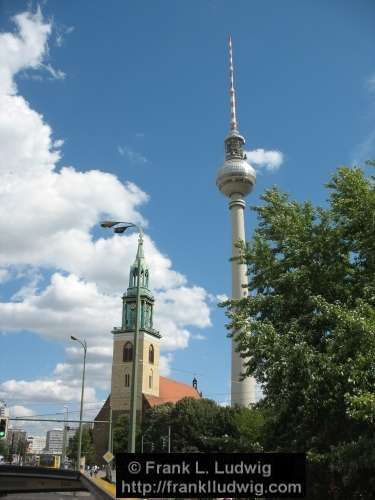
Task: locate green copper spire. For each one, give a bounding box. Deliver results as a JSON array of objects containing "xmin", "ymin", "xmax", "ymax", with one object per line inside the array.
[
  {"xmin": 128, "ymin": 233, "xmax": 149, "ymax": 290},
  {"xmin": 135, "ymin": 232, "xmax": 144, "ymax": 260},
  {"xmin": 112, "ymin": 233, "xmax": 160, "ymax": 339}
]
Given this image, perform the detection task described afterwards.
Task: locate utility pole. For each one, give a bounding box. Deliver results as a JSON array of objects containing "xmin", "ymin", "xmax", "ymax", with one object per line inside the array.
[
  {"xmin": 61, "ymin": 406, "xmax": 68, "ymax": 468},
  {"xmin": 128, "ymin": 232, "xmax": 143, "ymax": 453},
  {"xmin": 108, "ymin": 406, "xmax": 113, "ymax": 453},
  {"xmin": 99, "ymin": 221, "xmax": 142, "ymax": 454},
  {"xmin": 71, "ymin": 336, "xmax": 87, "ymax": 471},
  {"xmin": 168, "ymin": 425, "xmax": 171, "ymax": 453}
]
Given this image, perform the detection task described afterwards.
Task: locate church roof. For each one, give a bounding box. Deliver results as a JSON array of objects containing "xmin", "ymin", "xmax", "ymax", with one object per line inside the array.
[{"xmin": 143, "ymin": 376, "xmax": 201, "ymax": 408}]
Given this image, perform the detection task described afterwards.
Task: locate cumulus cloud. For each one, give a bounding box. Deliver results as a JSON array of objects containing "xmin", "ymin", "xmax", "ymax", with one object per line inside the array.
[
  {"xmin": 0, "ymin": 379, "xmax": 97, "ymax": 404},
  {"xmin": 8, "ymin": 405, "xmax": 36, "ymax": 418},
  {"xmin": 0, "ymin": 8, "xmax": 64, "ymax": 93},
  {"xmin": 159, "ymin": 353, "xmax": 173, "ymax": 376},
  {"xmin": 0, "ymin": 8, "xmax": 212, "ymax": 412},
  {"xmin": 246, "ymin": 148, "xmax": 284, "ymax": 172}
]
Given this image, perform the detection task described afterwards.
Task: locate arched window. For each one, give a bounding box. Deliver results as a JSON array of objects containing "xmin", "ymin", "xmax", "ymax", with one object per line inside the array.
[
  {"xmin": 123, "ymin": 341, "xmax": 133, "ymax": 362},
  {"xmin": 149, "ymin": 369, "xmax": 153, "ymax": 389},
  {"xmin": 149, "ymin": 344, "xmax": 154, "ymax": 364},
  {"xmin": 145, "ymin": 270, "xmax": 149, "ymax": 287},
  {"xmin": 125, "ymin": 373, "xmax": 130, "ymax": 387}
]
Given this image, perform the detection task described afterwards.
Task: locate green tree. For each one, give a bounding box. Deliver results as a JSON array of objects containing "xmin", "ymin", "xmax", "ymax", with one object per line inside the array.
[
  {"xmin": 141, "ymin": 402, "xmax": 173, "ymax": 452},
  {"xmin": 112, "ymin": 414, "xmax": 143, "ymax": 453},
  {"xmin": 0, "ymin": 439, "xmax": 9, "ymax": 458},
  {"xmin": 112, "ymin": 414, "xmax": 128, "ymax": 453},
  {"xmin": 224, "ymin": 166, "xmax": 375, "ymax": 498},
  {"xmin": 67, "ymin": 426, "xmax": 96, "ymax": 465},
  {"xmin": 141, "ymin": 397, "xmax": 265, "ymax": 453}
]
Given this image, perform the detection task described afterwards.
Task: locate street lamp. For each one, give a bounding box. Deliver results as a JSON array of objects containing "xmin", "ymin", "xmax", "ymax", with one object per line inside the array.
[
  {"xmin": 100, "ymin": 220, "xmax": 142, "ymax": 453},
  {"xmin": 71, "ymin": 335, "xmax": 87, "ymax": 471}
]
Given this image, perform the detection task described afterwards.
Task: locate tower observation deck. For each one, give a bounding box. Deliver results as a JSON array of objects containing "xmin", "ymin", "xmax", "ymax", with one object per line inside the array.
[{"xmin": 216, "ymin": 36, "xmax": 256, "ymax": 407}]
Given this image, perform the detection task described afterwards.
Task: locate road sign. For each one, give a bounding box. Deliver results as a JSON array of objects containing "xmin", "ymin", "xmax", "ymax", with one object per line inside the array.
[{"xmin": 103, "ymin": 450, "xmax": 114, "ymax": 463}]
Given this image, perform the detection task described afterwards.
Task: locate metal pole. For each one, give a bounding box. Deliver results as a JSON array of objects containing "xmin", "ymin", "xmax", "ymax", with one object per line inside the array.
[
  {"xmin": 168, "ymin": 425, "xmax": 171, "ymax": 453},
  {"xmin": 61, "ymin": 405, "xmax": 68, "ymax": 468},
  {"xmin": 10, "ymin": 417, "xmax": 108, "ymax": 423},
  {"xmin": 77, "ymin": 341, "xmax": 87, "ymax": 471},
  {"xmin": 108, "ymin": 406, "xmax": 113, "ymax": 453},
  {"xmin": 128, "ymin": 234, "xmax": 142, "ymax": 453},
  {"xmin": 141, "ymin": 434, "xmax": 144, "ymax": 453}
]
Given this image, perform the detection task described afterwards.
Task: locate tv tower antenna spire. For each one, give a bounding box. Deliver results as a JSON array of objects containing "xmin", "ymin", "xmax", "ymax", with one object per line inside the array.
[{"xmin": 228, "ymin": 35, "xmax": 238, "ymax": 133}]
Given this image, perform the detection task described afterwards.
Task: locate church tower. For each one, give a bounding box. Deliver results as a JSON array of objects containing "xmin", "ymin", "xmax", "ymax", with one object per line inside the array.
[
  {"xmin": 216, "ymin": 36, "xmax": 256, "ymax": 406},
  {"xmin": 110, "ymin": 236, "xmax": 161, "ymax": 417}
]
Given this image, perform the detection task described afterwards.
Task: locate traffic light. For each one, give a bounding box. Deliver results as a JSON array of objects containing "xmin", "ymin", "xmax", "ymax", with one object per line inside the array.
[{"xmin": 0, "ymin": 418, "xmax": 8, "ymax": 439}]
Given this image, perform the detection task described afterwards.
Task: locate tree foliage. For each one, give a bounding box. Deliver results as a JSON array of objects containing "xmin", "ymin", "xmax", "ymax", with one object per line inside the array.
[
  {"xmin": 0, "ymin": 439, "xmax": 9, "ymax": 458},
  {"xmin": 111, "ymin": 398, "xmax": 265, "ymax": 454},
  {"xmin": 225, "ymin": 166, "xmax": 375, "ymax": 498},
  {"xmin": 67, "ymin": 425, "xmax": 96, "ymax": 465},
  {"xmin": 141, "ymin": 397, "xmax": 265, "ymax": 453}
]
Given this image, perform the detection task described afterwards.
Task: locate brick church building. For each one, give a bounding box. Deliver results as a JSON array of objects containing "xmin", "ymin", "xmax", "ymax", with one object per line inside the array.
[{"xmin": 93, "ymin": 235, "xmax": 201, "ymax": 462}]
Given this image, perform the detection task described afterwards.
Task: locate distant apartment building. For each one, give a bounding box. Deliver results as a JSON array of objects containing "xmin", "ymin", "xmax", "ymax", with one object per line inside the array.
[
  {"xmin": 0, "ymin": 403, "xmax": 9, "ymax": 417},
  {"xmin": 6, "ymin": 428, "xmax": 27, "ymax": 454},
  {"xmin": 27, "ymin": 435, "xmax": 46, "ymax": 454},
  {"xmin": 45, "ymin": 428, "xmax": 76, "ymax": 454},
  {"xmin": 45, "ymin": 429, "xmax": 63, "ymax": 454}
]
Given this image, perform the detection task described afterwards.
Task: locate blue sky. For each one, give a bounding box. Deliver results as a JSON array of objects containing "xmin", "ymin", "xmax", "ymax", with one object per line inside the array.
[{"xmin": 0, "ymin": 0, "xmax": 374, "ymax": 434}]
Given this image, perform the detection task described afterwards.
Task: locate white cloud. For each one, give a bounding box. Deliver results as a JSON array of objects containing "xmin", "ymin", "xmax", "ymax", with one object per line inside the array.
[
  {"xmin": 41, "ymin": 63, "xmax": 66, "ymax": 80},
  {"xmin": 0, "ymin": 269, "xmax": 10, "ymax": 283},
  {"xmin": 0, "ymin": 8, "xmax": 65, "ymax": 93},
  {"xmin": 216, "ymin": 293, "xmax": 229, "ymax": 303},
  {"xmin": 118, "ymin": 145, "xmax": 148, "ymax": 165},
  {"xmin": 0, "ymin": 379, "xmax": 97, "ymax": 404},
  {"xmin": 246, "ymin": 148, "xmax": 284, "ymax": 172},
  {"xmin": 191, "ymin": 333, "xmax": 206, "ymax": 340},
  {"xmin": 55, "ymin": 25, "xmax": 74, "ymax": 48},
  {"xmin": 0, "ymin": 7, "xmax": 213, "ymax": 413},
  {"xmin": 8, "ymin": 405, "xmax": 35, "ymax": 418},
  {"xmin": 351, "ymin": 72, "xmax": 375, "ymax": 164},
  {"xmin": 352, "ymin": 129, "xmax": 375, "ymax": 165},
  {"xmin": 159, "ymin": 354, "xmax": 173, "ymax": 376}
]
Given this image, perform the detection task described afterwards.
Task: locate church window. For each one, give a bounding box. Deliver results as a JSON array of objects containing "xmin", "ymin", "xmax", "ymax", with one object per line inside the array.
[
  {"xmin": 125, "ymin": 373, "xmax": 130, "ymax": 387},
  {"xmin": 149, "ymin": 369, "xmax": 153, "ymax": 389},
  {"xmin": 149, "ymin": 344, "xmax": 154, "ymax": 364},
  {"xmin": 123, "ymin": 341, "xmax": 133, "ymax": 362}
]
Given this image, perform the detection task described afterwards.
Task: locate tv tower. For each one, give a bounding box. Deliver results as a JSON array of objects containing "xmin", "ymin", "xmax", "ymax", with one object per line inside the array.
[{"xmin": 216, "ymin": 36, "xmax": 256, "ymax": 407}]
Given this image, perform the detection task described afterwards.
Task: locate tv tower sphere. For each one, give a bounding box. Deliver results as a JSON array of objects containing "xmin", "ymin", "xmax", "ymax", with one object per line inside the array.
[
  {"xmin": 216, "ymin": 134, "xmax": 256, "ymax": 198},
  {"xmin": 216, "ymin": 36, "xmax": 256, "ymax": 407}
]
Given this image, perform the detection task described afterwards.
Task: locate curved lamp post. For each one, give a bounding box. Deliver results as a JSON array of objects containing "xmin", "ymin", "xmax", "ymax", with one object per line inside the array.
[
  {"xmin": 71, "ymin": 335, "xmax": 87, "ymax": 471},
  {"xmin": 100, "ymin": 220, "xmax": 142, "ymax": 453}
]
